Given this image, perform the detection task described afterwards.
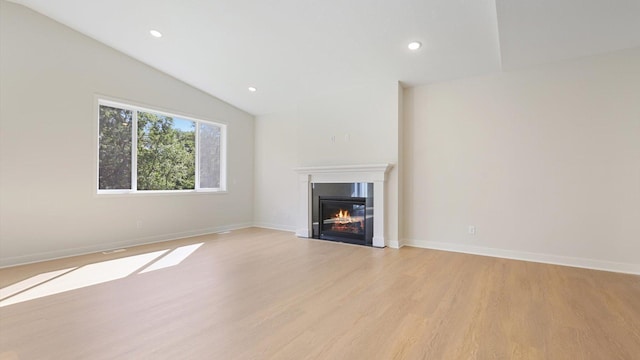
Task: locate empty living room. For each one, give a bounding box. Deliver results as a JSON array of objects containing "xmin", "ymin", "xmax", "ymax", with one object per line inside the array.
[{"xmin": 0, "ymin": 0, "xmax": 639, "ymax": 359}]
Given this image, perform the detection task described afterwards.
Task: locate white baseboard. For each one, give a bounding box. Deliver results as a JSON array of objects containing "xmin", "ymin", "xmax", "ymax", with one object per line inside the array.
[
  {"xmin": 0, "ymin": 222, "xmax": 254, "ymax": 268},
  {"xmin": 387, "ymin": 240, "xmax": 401, "ymax": 249},
  {"xmin": 253, "ymin": 223, "xmax": 297, "ymax": 233},
  {"xmin": 295, "ymin": 229, "xmax": 310, "ymax": 238},
  {"xmin": 404, "ymin": 239, "xmax": 640, "ymax": 275}
]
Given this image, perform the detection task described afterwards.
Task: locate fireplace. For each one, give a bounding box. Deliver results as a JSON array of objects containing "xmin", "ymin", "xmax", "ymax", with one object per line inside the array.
[
  {"xmin": 319, "ymin": 196, "xmax": 367, "ymax": 244},
  {"xmin": 294, "ymin": 164, "xmax": 393, "ymax": 248},
  {"xmin": 311, "ymin": 183, "xmax": 373, "ymax": 246}
]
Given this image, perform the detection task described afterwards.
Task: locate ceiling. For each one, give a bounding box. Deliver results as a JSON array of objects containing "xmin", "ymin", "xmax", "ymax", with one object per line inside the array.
[{"xmin": 9, "ymin": 0, "xmax": 640, "ymax": 116}]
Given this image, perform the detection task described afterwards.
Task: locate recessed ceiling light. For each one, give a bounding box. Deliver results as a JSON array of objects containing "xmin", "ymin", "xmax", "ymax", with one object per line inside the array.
[
  {"xmin": 408, "ymin": 41, "xmax": 422, "ymax": 51},
  {"xmin": 149, "ymin": 30, "xmax": 162, "ymax": 38},
  {"xmin": 248, "ymin": 86, "xmax": 257, "ymax": 92}
]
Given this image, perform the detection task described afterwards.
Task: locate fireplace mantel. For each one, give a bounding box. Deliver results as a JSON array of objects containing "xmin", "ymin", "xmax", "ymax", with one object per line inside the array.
[{"xmin": 294, "ymin": 163, "xmax": 393, "ymax": 247}]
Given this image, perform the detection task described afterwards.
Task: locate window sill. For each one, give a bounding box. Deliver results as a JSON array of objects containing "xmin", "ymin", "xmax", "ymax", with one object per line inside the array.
[{"xmin": 96, "ymin": 189, "xmax": 228, "ymax": 197}]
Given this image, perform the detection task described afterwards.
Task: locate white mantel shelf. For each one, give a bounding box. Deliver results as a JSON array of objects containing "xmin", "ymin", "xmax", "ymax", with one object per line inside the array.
[
  {"xmin": 294, "ymin": 163, "xmax": 394, "ymax": 248},
  {"xmin": 294, "ymin": 164, "xmax": 393, "ymax": 175}
]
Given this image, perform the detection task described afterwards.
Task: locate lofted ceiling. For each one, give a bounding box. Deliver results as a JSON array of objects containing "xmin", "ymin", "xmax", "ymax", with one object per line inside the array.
[{"xmin": 8, "ymin": 0, "xmax": 640, "ymax": 116}]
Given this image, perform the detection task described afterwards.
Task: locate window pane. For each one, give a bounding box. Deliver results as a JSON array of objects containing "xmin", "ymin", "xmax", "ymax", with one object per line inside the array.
[
  {"xmin": 199, "ymin": 123, "xmax": 221, "ymax": 188},
  {"xmin": 137, "ymin": 112, "xmax": 195, "ymax": 190},
  {"xmin": 99, "ymin": 105, "xmax": 132, "ymax": 190}
]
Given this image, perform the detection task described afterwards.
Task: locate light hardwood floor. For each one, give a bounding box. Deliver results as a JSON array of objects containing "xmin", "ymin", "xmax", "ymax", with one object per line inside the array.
[{"xmin": 1, "ymin": 228, "xmax": 639, "ymax": 359}]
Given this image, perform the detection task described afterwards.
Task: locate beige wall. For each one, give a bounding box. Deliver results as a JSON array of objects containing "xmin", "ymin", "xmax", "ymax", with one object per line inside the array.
[
  {"xmin": 0, "ymin": 2, "xmax": 255, "ymax": 266},
  {"xmin": 253, "ymin": 110, "xmax": 299, "ymax": 231},
  {"xmin": 254, "ymin": 81, "xmax": 401, "ymax": 244},
  {"xmin": 403, "ymin": 48, "xmax": 640, "ymax": 272}
]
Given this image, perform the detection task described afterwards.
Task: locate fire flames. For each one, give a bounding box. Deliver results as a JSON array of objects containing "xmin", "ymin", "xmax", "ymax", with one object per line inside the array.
[
  {"xmin": 330, "ymin": 208, "xmax": 364, "ymax": 234},
  {"xmin": 335, "ymin": 209, "xmax": 352, "ymax": 224}
]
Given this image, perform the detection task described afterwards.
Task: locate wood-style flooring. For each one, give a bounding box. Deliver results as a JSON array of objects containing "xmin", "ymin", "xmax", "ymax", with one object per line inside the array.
[{"xmin": 1, "ymin": 228, "xmax": 639, "ymax": 359}]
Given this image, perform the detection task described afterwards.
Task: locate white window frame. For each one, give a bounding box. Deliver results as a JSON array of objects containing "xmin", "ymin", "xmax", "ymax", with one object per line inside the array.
[{"xmin": 96, "ymin": 98, "xmax": 227, "ymax": 195}]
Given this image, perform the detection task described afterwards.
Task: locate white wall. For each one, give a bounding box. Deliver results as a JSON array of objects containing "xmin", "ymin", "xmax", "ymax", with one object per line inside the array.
[
  {"xmin": 254, "ymin": 81, "xmax": 401, "ymax": 244},
  {"xmin": 253, "ymin": 110, "xmax": 298, "ymax": 231},
  {"xmin": 0, "ymin": 2, "xmax": 255, "ymax": 266},
  {"xmin": 403, "ymin": 48, "xmax": 640, "ymax": 273}
]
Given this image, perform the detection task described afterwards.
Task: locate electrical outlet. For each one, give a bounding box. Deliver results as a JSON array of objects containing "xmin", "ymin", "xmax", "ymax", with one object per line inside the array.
[{"xmin": 468, "ymin": 226, "xmax": 476, "ymax": 235}]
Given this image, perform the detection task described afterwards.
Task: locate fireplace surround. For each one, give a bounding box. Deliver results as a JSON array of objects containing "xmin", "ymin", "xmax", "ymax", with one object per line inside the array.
[{"xmin": 294, "ymin": 164, "xmax": 393, "ymax": 248}]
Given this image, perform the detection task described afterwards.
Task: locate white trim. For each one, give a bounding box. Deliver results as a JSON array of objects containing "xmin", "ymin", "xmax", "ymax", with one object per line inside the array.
[
  {"xmin": 253, "ymin": 223, "xmax": 297, "ymax": 232},
  {"xmin": 219, "ymin": 123, "xmax": 228, "ymax": 190},
  {"xmin": 95, "ymin": 189, "xmax": 229, "ymax": 197},
  {"xmin": 131, "ymin": 109, "xmax": 138, "ymax": 191},
  {"xmin": 195, "ymin": 121, "xmax": 200, "ymax": 189},
  {"xmin": 0, "ymin": 223, "xmax": 254, "ymax": 269},
  {"xmin": 294, "ymin": 164, "xmax": 393, "ymax": 175},
  {"xmin": 387, "ymin": 240, "xmax": 401, "ymax": 249},
  {"xmin": 404, "ymin": 239, "xmax": 640, "ymax": 275}
]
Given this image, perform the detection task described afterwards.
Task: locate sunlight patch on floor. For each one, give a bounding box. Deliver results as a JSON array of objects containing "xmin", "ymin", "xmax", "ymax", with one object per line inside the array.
[
  {"xmin": 140, "ymin": 243, "xmax": 204, "ymax": 274},
  {"xmin": 0, "ymin": 250, "xmax": 169, "ymax": 307},
  {"xmin": 0, "ymin": 267, "xmax": 77, "ymax": 300}
]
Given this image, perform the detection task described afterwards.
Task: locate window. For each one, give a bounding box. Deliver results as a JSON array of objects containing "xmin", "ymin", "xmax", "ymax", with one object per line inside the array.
[{"xmin": 98, "ymin": 100, "xmax": 226, "ymax": 193}]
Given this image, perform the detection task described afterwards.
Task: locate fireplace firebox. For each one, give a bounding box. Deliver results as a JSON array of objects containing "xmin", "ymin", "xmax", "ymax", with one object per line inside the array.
[
  {"xmin": 319, "ymin": 197, "xmax": 367, "ymax": 244},
  {"xmin": 311, "ymin": 182, "xmax": 373, "ymax": 246}
]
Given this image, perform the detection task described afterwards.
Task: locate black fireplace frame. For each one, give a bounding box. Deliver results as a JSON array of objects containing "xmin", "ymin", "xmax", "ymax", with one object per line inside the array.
[{"xmin": 318, "ymin": 196, "xmax": 369, "ymax": 245}]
